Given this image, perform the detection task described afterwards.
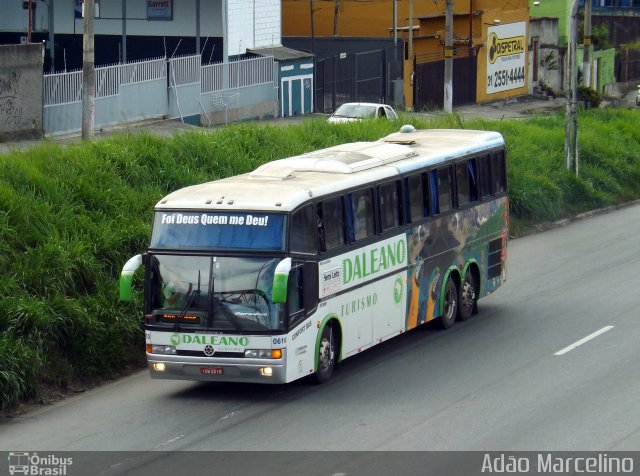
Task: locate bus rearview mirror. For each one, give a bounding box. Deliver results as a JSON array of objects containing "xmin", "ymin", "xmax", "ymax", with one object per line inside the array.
[
  {"xmin": 120, "ymin": 254, "xmax": 143, "ymax": 302},
  {"xmin": 272, "ymin": 258, "xmax": 292, "ymax": 304}
]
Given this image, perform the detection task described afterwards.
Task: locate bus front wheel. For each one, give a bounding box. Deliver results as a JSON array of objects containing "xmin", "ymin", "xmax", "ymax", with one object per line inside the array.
[
  {"xmin": 438, "ymin": 277, "xmax": 458, "ymax": 329},
  {"xmin": 315, "ymin": 324, "xmax": 336, "ymax": 383}
]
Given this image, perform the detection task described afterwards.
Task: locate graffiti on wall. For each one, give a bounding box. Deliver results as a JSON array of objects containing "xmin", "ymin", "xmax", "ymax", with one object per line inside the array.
[
  {"xmin": 0, "ymin": 71, "xmax": 24, "ymax": 128},
  {"xmin": 0, "ymin": 44, "xmax": 43, "ymax": 138}
]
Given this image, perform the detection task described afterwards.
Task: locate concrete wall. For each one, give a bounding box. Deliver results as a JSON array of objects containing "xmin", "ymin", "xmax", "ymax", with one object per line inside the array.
[
  {"xmin": 0, "ymin": 44, "xmax": 43, "ymax": 139},
  {"xmin": 577, "ymin": 47, "xmax": 617, "ymax": 93},
  {"xmin": 529, "ymin": 17, "xmax": 562, "ymax": 95},
  {"xmin": 529, "ymin": 0, "xmax": 571, "ymax": 45}
]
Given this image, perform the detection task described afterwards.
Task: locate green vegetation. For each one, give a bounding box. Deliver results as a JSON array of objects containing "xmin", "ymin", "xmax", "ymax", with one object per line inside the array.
[{"xmin": 1, "ymin": 109, "xmax": 639, "ymax": 411}]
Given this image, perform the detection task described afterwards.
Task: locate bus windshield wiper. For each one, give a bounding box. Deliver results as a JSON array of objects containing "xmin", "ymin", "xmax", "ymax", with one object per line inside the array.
[{"xmin": 174, "ymin": 271, "xmax": 201, "ymax": 330}]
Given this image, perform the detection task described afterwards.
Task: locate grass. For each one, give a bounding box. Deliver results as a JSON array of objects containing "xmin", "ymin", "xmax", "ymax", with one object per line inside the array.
[{"xmin": 1, "ymin": 108, "xmax": 639, "ymax": 411}]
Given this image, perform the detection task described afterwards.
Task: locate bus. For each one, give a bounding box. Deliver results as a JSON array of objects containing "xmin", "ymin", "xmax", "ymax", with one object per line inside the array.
[{"xmin": 120, "ymin": 126, "xmax": 508, "ymax": 384}]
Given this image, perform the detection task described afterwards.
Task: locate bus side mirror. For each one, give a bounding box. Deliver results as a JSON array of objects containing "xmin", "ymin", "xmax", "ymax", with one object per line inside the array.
[
  {"xmin": 272, "ymin": 258, "xmax": 292, "ymax": 304},
  {"xmin": 120, "ymin": 254, "xmax": 144, "ymax": 302}
]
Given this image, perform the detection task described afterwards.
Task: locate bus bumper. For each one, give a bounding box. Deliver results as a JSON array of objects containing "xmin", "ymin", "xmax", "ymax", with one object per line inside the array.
[{"xmin": 146, "ymin": 354, "xmax": 287, "ymax": 384}]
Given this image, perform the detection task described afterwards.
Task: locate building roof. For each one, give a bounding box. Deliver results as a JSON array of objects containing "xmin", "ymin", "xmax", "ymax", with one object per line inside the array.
[{"xmin": 248, "ymin": 46, "xmax": 314, "ymax": 61}]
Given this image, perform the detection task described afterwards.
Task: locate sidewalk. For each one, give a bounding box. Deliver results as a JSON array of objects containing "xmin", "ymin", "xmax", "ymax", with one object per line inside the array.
[
  {"xmin": 2, "ymin": 92, "xmax": 635, "ymax": 155},
  {"xmin": 0, "ymin": 114, "xmax": 312, "ymax": 155},
  {"xmin": 0, "ymin": 117, "xmax": 201, "ymax": 155},
  {"xmin": 450, "ymin": 95, "xmax": 566, "ymax": 120}
]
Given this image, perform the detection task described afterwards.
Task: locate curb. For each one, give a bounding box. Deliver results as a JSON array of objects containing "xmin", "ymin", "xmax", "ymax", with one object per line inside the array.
[{"xmin": 515, "ymin": 198, "xmax": 640, "ymax": 238}]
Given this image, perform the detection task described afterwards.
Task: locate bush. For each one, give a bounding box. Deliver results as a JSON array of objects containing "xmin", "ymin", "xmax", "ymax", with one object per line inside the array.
[{"xmin": 578, "ymin": 86, "xmax": 602, "ymax": 108}]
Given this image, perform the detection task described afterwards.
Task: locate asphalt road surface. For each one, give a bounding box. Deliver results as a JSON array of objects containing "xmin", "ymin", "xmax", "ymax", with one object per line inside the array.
[{"xmin": 2, "ymin": 203, "xmax": 639, "ymax": 475}]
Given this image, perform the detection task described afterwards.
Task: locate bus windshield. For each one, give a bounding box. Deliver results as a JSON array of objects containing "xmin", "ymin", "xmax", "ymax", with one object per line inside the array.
[
  {"xmin": 148, "ymin": 254, "xmax": 284, "ymax": 332},
  {"xmin": 150, "ymin": 211, "xmax": 286, "ymax": 251}
]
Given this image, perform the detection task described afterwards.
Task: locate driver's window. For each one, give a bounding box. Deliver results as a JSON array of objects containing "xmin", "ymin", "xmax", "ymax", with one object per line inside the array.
[{"xmin": 287, "ymin": 265, "xmax": 305, "ymax": 326}]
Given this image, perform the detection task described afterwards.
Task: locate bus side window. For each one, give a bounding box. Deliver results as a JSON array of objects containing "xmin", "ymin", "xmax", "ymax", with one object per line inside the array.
[
  {"xmin": 431, "ymin": 167, "xmax": 452, "ymax": 214},
  {"xmin": 348, "ymin": 188, "xmax": 375, "ymax": 241},
  {"xmin": 492, "ymin": 150, "xmax": 507, "ymax": 194},
  {"xmin": 290, "ymin": 204, "xmax": 317, "ymax": 254},
  {"xmin": 478, "ymin": 154, "xmax": 492, "ymax": 199},
  {"xmin": 468, "ymin": 158, "xmax": 479, "ymax": 202},
  {"xmin": 379, "ymin": 180, "xmax": 401, "ymax": 231},
  {"xmin": 319, "ymin": 197, "xmax": 346, "ymax": 252},
  {"xmin": 455, "ymin": 162, "xmax": 470, "ymax": 207},
  {"xmin": 406, "ymin": 173, "xmax": 429, "ymax": 222}
]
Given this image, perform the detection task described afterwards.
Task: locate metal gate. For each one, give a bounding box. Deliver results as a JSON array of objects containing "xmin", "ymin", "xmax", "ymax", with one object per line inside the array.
[
  {"xmin": 618, "ymin": 47, "xmax": 640, "ymax": 82},
  {"xmin": 315, "ymin": 48, "xmax": 399, "ymax": 113},
  {"xmin": 414, "ymin": 51, "xmax": 477, "ymax": 111}
]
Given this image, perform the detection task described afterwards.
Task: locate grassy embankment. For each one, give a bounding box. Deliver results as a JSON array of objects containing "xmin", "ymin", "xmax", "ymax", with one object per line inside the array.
[{"xmin": 1, "ymin": 109, "xmax": 639, "ymax": 411}]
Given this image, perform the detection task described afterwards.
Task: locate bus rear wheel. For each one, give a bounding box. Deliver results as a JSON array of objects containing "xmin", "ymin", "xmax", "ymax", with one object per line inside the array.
[
  {"xmin": 458, "ymin": 271, "xmax": 477, "ymax": 321},
  {"xmin": 315, "ymin": 324, "xmax": 336, "ymax": 383},
  {"xmin": 438, "ymin": 277, "xmax": 458, "ymax": 329}
]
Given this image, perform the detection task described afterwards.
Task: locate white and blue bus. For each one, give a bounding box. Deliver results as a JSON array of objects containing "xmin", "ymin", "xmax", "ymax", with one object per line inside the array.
[{"xmin": 120, "ymin": 127, "xmax": 508, "ymax": 384}]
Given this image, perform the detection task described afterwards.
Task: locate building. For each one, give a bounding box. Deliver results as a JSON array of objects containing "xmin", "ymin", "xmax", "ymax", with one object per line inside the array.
[
  {"xmin": 1, "ymin": 0, "xmax": 282, "ymax": 72},
  {"xmin": 529, "ymin": 0, "xmax": 621, "ymax": 91},
  {"xmin": 0, "ymin": 1, "xmax": 318, "ymax": 137},
  {"xmin": 282, "ymin": 0, "xmax": 530, "ymax": 111}
]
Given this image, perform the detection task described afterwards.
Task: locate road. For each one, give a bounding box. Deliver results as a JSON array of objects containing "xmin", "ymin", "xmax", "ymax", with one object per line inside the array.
[{"xmin": 2, "ymin": 203, "xmax": 640, "ymax": 474}]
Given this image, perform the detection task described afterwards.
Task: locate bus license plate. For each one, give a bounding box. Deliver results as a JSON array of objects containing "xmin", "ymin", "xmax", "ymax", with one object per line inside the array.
[{"xmin": 200, "ymin": 367, "xmax": 223, "ymax": 375}]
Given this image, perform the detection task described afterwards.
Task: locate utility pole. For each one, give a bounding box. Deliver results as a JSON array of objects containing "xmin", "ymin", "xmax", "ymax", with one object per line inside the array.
[
  {"xmin": 333, "ymin": 0, "xmax": 340, "ymax": 37},
  {"xmin": 48, "ymin": 0, "xmax": 55, "ymax": 72},
  {"xmin": 565, "ymin": 0, "xmax": 579, "ymax": 175},
  {"xmin": 28, "ymin": 0, "xmax": 33, "ymax": 43},
  {"xmin": 310, "ymin": 0, "xmax": 316, "ymax": 58},
  {"xmin": 82, "ymin": 0, "xmax": 95, "ymax": 140},
  {"xmin": 582, "ymin": 0, "xmax": 592, "ymax": 88},
  {"xmin": 408, "ymin": 0, "xmax": 413, "ymax": 111},
  {"xmin": 121, "ymin": 0, "xmax": 127, "ymax": 63},
  {"xmin": 444, "ymin": 0, "xmax": 453, "ymax": 113}
]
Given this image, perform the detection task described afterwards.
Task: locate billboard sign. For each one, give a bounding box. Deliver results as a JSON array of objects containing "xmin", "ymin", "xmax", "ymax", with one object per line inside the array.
[{"xmin": 486, "ymin": 21, "xmax": 526, "ymax": 95}]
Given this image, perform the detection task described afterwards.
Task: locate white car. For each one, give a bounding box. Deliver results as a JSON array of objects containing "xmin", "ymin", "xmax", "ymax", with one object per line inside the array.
[{"xmin": 328, "ymin": 102, "xmax": 398, "ymax": 123}]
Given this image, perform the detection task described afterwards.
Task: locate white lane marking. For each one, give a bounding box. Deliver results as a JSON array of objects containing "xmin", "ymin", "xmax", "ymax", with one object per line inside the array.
[
  {"xmin": 554, "ymin": 325, "xmax": 614, "ymax": 356},
  {"xmin": 154, "ymin": 434, "xmax": 185, "ymax": 449},
  {"xmin": 219, "ymin": 410, "xmax": 241, "ymax": 421}
]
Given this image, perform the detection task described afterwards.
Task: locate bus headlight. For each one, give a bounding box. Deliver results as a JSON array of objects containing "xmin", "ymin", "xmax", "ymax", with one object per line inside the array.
[
  {"xmin": 244, "ymin": 349, "xmax": 282, "ymax": 359},
  {"xmin": 151, "ymin": 345, "xmax": 177, "ymax": 355}
]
